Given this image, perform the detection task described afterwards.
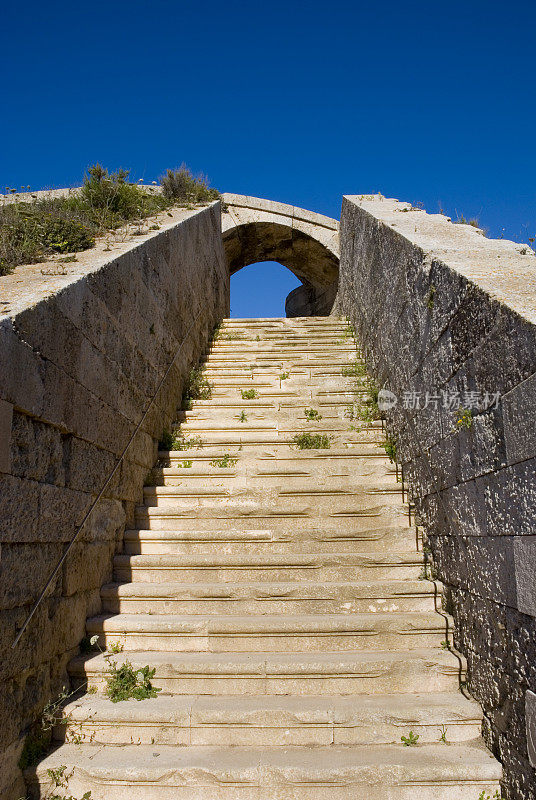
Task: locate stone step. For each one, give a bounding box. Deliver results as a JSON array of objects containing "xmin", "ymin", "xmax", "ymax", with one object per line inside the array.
[
  {"xmin": 100, "ymin": 579, "xmax": 438, "ymax": 614},
  {"xmin": 184, "ymin": 397, "xmax": 371, "ymax": 409},
  {"xmin": 113, "ymin": 552, "xmax": 422, "ymax": 583},
  {"xmin": 164, "ymin": 427, "xmax": 382, "ymax": 440},
  {"xmin": 141, "ymin": 487, "xmax": 403, "ymax": 511},
  {"xmin": 86, "ymin": 611, "xmax": 448, "ymax": 652},
  {"xmin": 69, "ymin": 649, "xmax": 465, "ymax": 695},
  {"xmin": 134, "ymin": 509, "xmax": 408, "ymax": 532},
  {"xmin": 150, "ymin": 471, "xmax": 398, "ymax": 491},
  {"xmin": 30, "ymin": 742, "xmax": 501, "ymax": 800},
  {"xmin": 159, "ymin": 447, "xmax": 391, "ymax": 463},
  {"xmin": 122, "ymin": 525, "xmax": 413, "ymax": 555},
  {"xmin": 57, "ymin": 692, "xmax": 483, "ymax": 746},
  {"xmin": 135, "ymin": 504, "xmax": 405, "ymax": 529},
  {"xmin": 151, "ymin": 464, "xmax": 397, "ymax": 485}
]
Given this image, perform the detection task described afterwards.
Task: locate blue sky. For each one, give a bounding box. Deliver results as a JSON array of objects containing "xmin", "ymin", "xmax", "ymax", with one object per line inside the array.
[{"xmin": 2, "ymin": 0, "xmax": 535, "ymax": 316}]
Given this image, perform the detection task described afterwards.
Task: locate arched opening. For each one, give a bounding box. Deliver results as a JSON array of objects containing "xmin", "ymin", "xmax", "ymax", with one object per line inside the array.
[
  {"xmin": 230, "ymin": 261, "xmax": 302, "ymax": 317},
  {"xmin": 221, "ymin": 195, "xmax": 340, "ymax": 317}
]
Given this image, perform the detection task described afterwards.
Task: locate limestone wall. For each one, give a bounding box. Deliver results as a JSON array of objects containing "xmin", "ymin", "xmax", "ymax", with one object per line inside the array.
[
  {"xmin": 0, "ymin": 202, "xmax": 228, "ymax": 799},
  {"xmin": 336, "ymin": 194, "xmax": 536, "ymax": 800}
]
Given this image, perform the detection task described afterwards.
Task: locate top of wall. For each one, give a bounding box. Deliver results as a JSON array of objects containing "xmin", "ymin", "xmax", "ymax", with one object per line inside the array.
[
  {"xmin": 344, "ymin": 194, "xmax": 536, "ymax": 324},
  {"xmin": 0, "ymin": 191, "xmax": 219, "ymax": 321}
]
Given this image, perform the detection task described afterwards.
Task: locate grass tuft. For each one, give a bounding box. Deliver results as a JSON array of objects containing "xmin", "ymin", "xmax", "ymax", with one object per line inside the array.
[{"xmin": 291, "ymin": 432, "xmax": 331, "ymax": 450}]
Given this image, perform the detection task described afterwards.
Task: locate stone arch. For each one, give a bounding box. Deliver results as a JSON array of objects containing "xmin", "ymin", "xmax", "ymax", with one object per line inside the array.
[{"xmin": 221, "ymin": 193, "xmax": 340, "ymax": 316}]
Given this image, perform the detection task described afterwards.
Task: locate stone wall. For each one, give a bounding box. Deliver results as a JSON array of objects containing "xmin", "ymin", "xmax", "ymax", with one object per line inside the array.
[
  {"xmin": 335, "ymin": 194, "xmax": 536, "ymax": 800},
  {"xmin": 0, "ymin": 202, "xmax": 228, "ymax": 799}
]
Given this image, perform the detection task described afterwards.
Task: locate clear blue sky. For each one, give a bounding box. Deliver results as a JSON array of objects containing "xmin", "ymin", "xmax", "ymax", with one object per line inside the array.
[{"xmin": 2, "ymin": 0, "xmax": 535, "ymax": 316}]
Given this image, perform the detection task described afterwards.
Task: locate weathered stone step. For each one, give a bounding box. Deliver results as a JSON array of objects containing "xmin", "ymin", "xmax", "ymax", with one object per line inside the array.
[
  {"xmin": 176, "ymin": 422, "xmax": 377, "ymax": 437},
  {"xmin": 135, "ymin": 502, "xmax": 405, "ymax": 528},
  {"xmin": 135, "ymin": 509, "xmax": 406, "ymax": 535},
  {"xmin": 159, "ymin": 447, "xmax": 391, "ymax": 463},
  {"xmin": 185, "ymin": 397, "xmax": 370, "ymax": 409},
  {"xmin": 101, "ymin": 579, "xmax": 437, "ymax": 614},
  {"xmin": 158, "ymin": 434, "xmax": 384, "ymax": 450},
  {"xmin": 86, "ymin": 611, "xmax": 448, "ymax": 652},
  {"xmin": 30, "ymin": 741, "xmax": 501, "ymax": 800},
  {"xmin": 113, "ymin": 552, "xmax": 422, "ymax": 583},
  {"xmin": 122, "ymin": 525, "xmax": 413, "ymax": 555},
  {"xmin": 141, "ymin": 486, "xmax": 402, "ymax": 510},
  {"xmin": 57, "ymin": 692, "xmax": 483, "ymax": 746},
  {"xmin": 69, "ymin": 649, "xmax": 465, "ymax": 695},
  {"xmin": 152, "ymin": 464, "xmax": 397, "ymax": 488}
]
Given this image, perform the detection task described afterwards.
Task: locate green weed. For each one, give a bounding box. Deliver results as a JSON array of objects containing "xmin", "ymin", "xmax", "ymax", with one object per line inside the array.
[
  {"xmin": 382, "ymin": 438, "xmax": 397, "ymax": 462},
  {"xmin": 304, "ymin": 407, "xmax": 322, "ymax": 421},
  {"xmin": 210, "ymin": 454, "xmax": 237, "ymax": 468},
  {"xmin": 105, "ymin": 661, "xmax": 161, "ymax": 703},
  {"xmin": 182, "ymin": 366, "xmax": 212, "ymax": 409},
  {"xmin": 43, "ymin": 765, "xmax": 92, "ymax": 800},
  {"xmin": 172, "ymin": 434, "xmax": 204, "ymax": 451},
  {"xmin": 240, "ymin": 388, "xmax": 259, "ymax": 400},
  {"xmin": 401, "ymin": 731, "xmax": 419, "ymax": 746},
  {"xmin": 291, "ymin": 433, "xmax": 331, "ymax": 450},
  {"xmin": 238, "ymin": 411, "xmax": 248, "ymax": 422},
  {"xmin": 341, "ymin": 361, "xmax": 367, "ymax": 377},
  {"xmin": 455, "ymin": 407, "xmax": 473, "ymax": 430}
]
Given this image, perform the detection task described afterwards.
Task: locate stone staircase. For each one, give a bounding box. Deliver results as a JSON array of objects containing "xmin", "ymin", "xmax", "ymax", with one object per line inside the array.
[{"xmin": 32, "ymin": 317, "xmax": 502, "ymax": 799}]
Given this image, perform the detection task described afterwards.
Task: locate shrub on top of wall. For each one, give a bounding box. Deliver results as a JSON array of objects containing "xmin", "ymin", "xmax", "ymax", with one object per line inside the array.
[{"xmin": 0, "ymin": 163, "xmax": 221, "ymax": 275}]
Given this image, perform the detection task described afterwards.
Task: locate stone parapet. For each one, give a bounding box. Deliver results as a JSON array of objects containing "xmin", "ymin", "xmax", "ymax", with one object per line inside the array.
[
  {"xmin": 0, "ymin": 201, "xmax": 228, "ymax": 799},
  {"xmin": 336, "ymin": 193, "xmax": 536, "ymax": 800}
]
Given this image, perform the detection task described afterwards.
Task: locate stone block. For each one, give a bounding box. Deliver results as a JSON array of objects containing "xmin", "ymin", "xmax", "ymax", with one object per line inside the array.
[
  {"xmin": 503, "ymin": 372, "xmax": 536, "ymax": 465},
  {"xmin": 0, "ymin": 474, "xmax": 40, "ymax": 544},
  {"xmin": 526, "ymin": 690, "xmax": 536, "ymax": 768},
  {"xmin": 514, "ymin": 537, "xmax": 536, "ymax": 617},
  {"xmin": 0, "ymin": 399, "xmax": 13, "ymax": 473},
  {"xmin": 9, "ymin": 412, "xmax": 66, "ymax": 486}
]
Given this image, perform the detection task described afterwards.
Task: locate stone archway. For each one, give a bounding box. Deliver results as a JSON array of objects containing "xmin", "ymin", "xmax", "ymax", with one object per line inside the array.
[{"xmin": 221, "ymin": 194, "xmax": 340, "ymax": 316}]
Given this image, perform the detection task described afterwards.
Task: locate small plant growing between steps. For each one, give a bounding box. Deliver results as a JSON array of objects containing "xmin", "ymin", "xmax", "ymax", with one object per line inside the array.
[
  {"xmin": 279, "ymin": 371, "xmax": 290, "ymax": 381},
  {"xmin": 210, "ymin": 454, "xmax": 237, "ymax": 468},
  {"xmin": 382, "ymin": 437, "xmax": 397, "ymax": 462},
  {"xmin": 341, "ymin": 360, "xmax": 367, "ymax": 377},
  {"xmin": 108, "ymin": 640, "xmax": 124, "ymax": 654},
  {"xmin": 240, "ymin": 388, "xmax": 259, "ymax": 399},
  {"xmin": 105, "ymin": 661, "xmax": 161, "ymax": 703},
  {"xmin": 478, "ymin": 792, "xmax": 503, "ymax": 800},
  {"xmin": 238, "ymin": 410, "xmax": 248, "ymax": 422},
  {"xmin": 439, "ymin": 725, "xmax": 449, "ymax": 744},
  {"xmin": 179, "ymin": 459, "xmax": 193, "ymax": 468},
  {"xmin": 43, "ymin": 765, "xmax": 92, "ymax": 800},
  {"xmin": 401, "ymin": 731, "xmax": 419, "ymax": 746},
  {"xmin": 182, "ymin": 366, "xmax": 212, "ymax": 410},
  {"xmin": 171, "ymin": 433, "xmax": 204, "ymax": 451},
  {"xmin": 291, "ymin": 433, "xmax": 331, "ymax": 450},
  {"xmin": 304, "ymin": 407, "xmax": 322, "ymax": 421}
]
